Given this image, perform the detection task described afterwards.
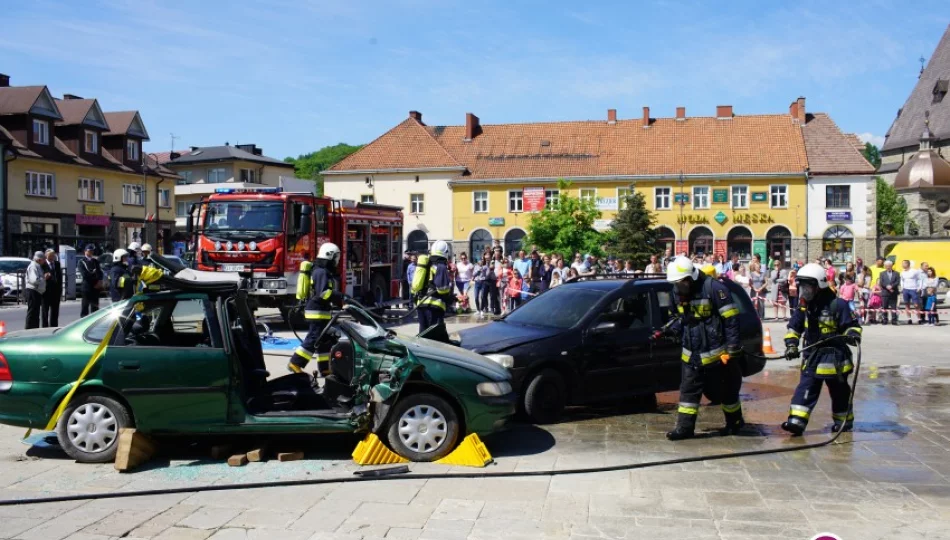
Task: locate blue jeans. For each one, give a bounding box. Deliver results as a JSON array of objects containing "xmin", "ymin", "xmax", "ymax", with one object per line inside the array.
[{"xmin": 473, "ymin": 281, "xmax": 485, "ymax": 311}]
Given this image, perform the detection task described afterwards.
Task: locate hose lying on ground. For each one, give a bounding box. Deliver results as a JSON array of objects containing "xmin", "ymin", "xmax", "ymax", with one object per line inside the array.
[{"xmin": 0, "ymin": 338, "xmax": 861, "ymax": 507}]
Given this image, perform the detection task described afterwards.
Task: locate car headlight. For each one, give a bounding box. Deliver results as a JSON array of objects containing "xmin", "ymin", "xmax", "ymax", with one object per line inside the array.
[
  {"xmin": 249, "ymin": 241, "xmax": 257, "ymax": 251},
  {"xmin": 485, "ymin": 354, "xmax": 515, "ymax": 368},
  {"xmin": 214, "ymin": 241, "xmax": 222, "ymax": 251},
  {"xmin": 476, "ymin": 381, "xmax": 512, "ymax": 397}
]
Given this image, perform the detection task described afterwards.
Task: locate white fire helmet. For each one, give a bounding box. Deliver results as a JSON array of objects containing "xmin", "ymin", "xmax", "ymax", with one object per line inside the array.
[
  {"xmin": 666, "ymin": 256, "xmax": 699, "ymax": 283},
  {"xmin": 317, "ymin": 242, "xmax": 341, "ymax": 265},
  {"xmin": 430, "ymin": 240, "xmax": 451, "ymax": 259},
  {"xmin": 113, "ymin": 248, "xmax": 129, "ymax": 263}
]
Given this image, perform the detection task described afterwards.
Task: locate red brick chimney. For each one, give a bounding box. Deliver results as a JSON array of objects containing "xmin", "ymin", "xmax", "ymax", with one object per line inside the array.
[
  {"xmin": 716, "ymin": 105, "xmax": 733, "ymax": 119},
  {"xmin": 642, "ymin": 106, "xmax": 650, "ymax": 128},
  {"xmin": 607, "ymin": 109, "xmax": 617, "ymax": 125},
  {"xmin": 408, "ymin": 110, "xmax": 423, "ymax": 124},
  {"xmin": 796, "ymin": 96, "xmax": 806, "ymax": 123},
  {"xmin": 676, "ymin": 106, "xmax": 686, "ymax": 120},
  {"xmin": 464, "ymin": 112, "xmax": 481, "ymax": 141},
  {"xmin": 0, "ymin": 74, "xmax": 8, "ymax": 87}
]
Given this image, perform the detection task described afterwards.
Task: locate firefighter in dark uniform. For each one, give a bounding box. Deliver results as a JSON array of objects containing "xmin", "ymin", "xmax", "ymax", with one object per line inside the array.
[
  {"xmin": 109, "ymin": 249, "xmax": 135, "ymax": 302},
  {"xmin": 288, "ymin": 243, "xmax": 344, "ymax": 375},
  {"xmin": 781, "ymin": 263, "xmax": 861, "ymax": 435},
  {"xmin": 413, "ymin": 240, "xmax": 454, "ymax": 342},
  {"xmin": 662, "ymin": 256, "xmax": 744, "ymax": 440}
]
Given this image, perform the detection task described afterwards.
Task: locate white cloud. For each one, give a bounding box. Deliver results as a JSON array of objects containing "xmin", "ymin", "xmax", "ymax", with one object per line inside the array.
[{"xmin": 857, "ymin": 133, "xmax": 885, "ymax": 147}]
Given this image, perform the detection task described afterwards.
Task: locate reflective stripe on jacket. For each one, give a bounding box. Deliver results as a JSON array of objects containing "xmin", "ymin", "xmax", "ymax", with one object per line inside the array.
[
  {"xmin": 784, "ymin": 291, "xmax": 861, "ymax": 379},
  {"xmin": 668, "ymin": 275, "xmax": 741, "ymax": 367}
]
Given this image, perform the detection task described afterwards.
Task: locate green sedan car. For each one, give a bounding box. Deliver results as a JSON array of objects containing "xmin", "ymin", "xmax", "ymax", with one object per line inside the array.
[{"xmin": 0, "ymin": 276, "xmax": 516, "ymax": 463}]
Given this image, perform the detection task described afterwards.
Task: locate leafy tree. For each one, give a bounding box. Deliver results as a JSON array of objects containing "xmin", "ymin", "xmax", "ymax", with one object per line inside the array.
[
  {"xmin": 605, "ymin": 191, "xmax": 659, "ymax": 268},
  {"xmin": 284, "ymin": 143, "xmax": 363, "ymax": 195},
  {"xmin": 525, "ymin": 179, "xmax": 605, "ymax": 257},
  {"xmin": 876, "ymin": 176, "xmax": 908, "ymax": 235},
  {"xmin": 862, "ymin": 143, "xmax": 882, "ymax": 169}
]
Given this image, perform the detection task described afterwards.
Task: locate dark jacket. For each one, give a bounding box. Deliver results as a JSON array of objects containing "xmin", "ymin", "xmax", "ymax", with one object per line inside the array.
[
  {"xmin": 44, "ymin": 260, "xmax": 62, "ymax": 295},
  {"xmin": 304, "ymin": 261, "xmax": 343, "ymax": 323},
  {"xmin": 668, "ymin": 274, "xmax": 742, "ymax": 367},
  {"xmin": 79, "ymin": 256, "xmax": 103, "ymax": 292},
  {"xmin": 419, "ymin": 258, "xmax": 453, "ymax": 312},
  {"xmin": 784, "ymin": 289, "xmax": 861, "ymax": 378},
  {"xmin": 109, "ymin": 263, "xmax": 133, "ymax": 302},
  {"xmin": 878, "ymin": 269, "xmax": 900, "ymax": 297}
]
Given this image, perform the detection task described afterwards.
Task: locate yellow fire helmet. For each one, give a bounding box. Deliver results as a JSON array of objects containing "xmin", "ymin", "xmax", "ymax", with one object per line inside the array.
[{"xmin": 700, "ymin": 264, "xmax": 718, "ymax": 278}]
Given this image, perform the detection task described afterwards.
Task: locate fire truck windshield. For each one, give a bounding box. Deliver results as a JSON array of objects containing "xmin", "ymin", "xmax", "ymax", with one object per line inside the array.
[{"xmin": 203, "ymin": 201, "xmax": 284, "ymax": 234}]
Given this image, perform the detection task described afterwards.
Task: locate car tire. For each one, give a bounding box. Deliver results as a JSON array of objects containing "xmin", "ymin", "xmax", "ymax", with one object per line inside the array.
[
  {"xmin": 55, "ymin": 394, "xmax": 132, "ymax": 463},
  {"xmin": 523, "ymin": 368, "xmax": 566, "ymax": 424},
  {"xmin": 386, "ymin": 392, "xmax": 459, "ymax": 462}
]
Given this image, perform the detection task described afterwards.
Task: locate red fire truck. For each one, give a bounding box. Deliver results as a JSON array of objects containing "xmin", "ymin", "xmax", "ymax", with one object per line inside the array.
[{"xmin": 186, "ymin": 187, "xmax": 404, "ymax": 317}]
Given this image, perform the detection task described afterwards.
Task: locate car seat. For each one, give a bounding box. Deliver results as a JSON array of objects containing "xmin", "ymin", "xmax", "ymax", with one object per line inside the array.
[{"xmin": 320, "ymin": 337, "xmax": 356, "ymax": 410}]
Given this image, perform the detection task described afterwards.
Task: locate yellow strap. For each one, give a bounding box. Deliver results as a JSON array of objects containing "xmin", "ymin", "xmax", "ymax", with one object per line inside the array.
[
  {"xmin": 139, "ymin": 266, "xmax": 164, "ymax": 285},
  {"xmin": 44, "ymin": 319, "xmax": 119, "ymax": 431}
]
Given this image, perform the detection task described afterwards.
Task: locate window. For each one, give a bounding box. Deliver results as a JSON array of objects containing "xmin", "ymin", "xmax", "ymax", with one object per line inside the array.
[
  {"xmin": 78, "ymin": 178, "xmax": 103, "ymax": 202},
  {"xmin": 159, "ymin": 188, "xmax": 171, "ymax": 208},
  {"xmin": 545, "ymin": 189, "xmax": 559, "ymax": 207},
  {"xmin": 826, "ymin": 185, "xmax": 850, "ymax": 208},
  {"xmin": 84, "ymin": 130, "xmax": 98, "ymax": 153},
  {"xmin": 770, "ymin": 185, "xmax": 788, "ymax": 208},
  {"xmin": 410, "ymin": 193, "xmax": 425, "ymax": 214},
  {"xmin": 508, "ymin": 190, "xmax": 523, "ymax": 212},
  {"xmin": 208, "ymin": 168, "xmax": 227, "ymax": 183},
  {"xmin": 654, "ymin": 187, "xmax": 671, "ymax": 210},
  {"xmin": 693, "ymin": 186, "xmax": 710, "ymax": 209},
  {"xmin": 731, "ymin": 185, "xmax": 748, "ymax": 209},
  {"xmin": 580, "ymin": 188, "xmax": 597, "ymax": 202},
  {"xmin": 177, "ymin": 201, "xmax": 189, "ymax": 217},
  {"xmin": 600, "ymin": 292, "xmax": 651, "ymax": 330},
  {"xmin": 126, "ymin": 139, "xmax": 139, "ymax": 162},
  {"xmin": 822, "ymin": 225, "xmax": 854, "ymax": 264},
  {"xmin": 177, "ymin": 171, "xmax": 193, "ymax": 185},
  {"xmin": 239, "ymin": 168, "xmax": 256, "ymax": 183},
  {"xmin": 361, "ymin": 194, "xmax": 375, "ymax": 203},
  {"xmin": 123, "ymin": 184, "xmax": 145, "ymax": 206},
  {"xmin": 84, "ymin": 307, "xmax": 122, "ymax": 344},
  {"xmin": 26, "ymin": 171, "xmax": 55, "ymax": 197},
  {"xmin": 473, "ymin": 191, "xmax": 489, "ymax": 213},
  {"xmin": 118, "ymin": 298, "xmax": 222, "ymax": 348},
  {"xmin": 617, "ymin": 187, "xmax": 630, "ymax": 210},
  {"xmin": 32, "ymin": 119, "xmax": 49, "ymax": 145}
]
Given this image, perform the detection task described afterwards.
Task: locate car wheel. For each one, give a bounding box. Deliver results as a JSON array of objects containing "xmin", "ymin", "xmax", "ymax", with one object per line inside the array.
[
  {"xmin": 55, "ymin": 394, "xmax": 132, "ymax": 463},
  {"xmin": 523, "ymin": 369, "xmax": 566, "ymax": 424},
  {"xmin": 386, "ymin": 393, "xmax": 459, "ymax": 462},
  {"xmin": 371, "ymin": 273, "xmax": 388, "ymax": 305}
]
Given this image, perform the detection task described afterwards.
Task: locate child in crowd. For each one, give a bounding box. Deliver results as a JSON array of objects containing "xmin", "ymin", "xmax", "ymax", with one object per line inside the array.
[
  {"xmin": 837, "ymin": 274, "xmax": 859, "ymax": 319},
  {"xmin": 497, "ymin": 261, "xmax": 511, "ymax": 313},
  {"xmin": 508, "ymin": 269, "xmax": 523, "ymax": 312},
  {"xmin": 925, "ymin": 286, "xmax": 938, "ymax": 326},
  {"xmin": 867, "ymin": 283, "xmax": 883, "ymax": 324}
]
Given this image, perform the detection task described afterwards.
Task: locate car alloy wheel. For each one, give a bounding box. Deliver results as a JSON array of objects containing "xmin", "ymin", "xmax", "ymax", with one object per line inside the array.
[
  {"xmin": 66, "ymin": 402, "xmax": 118, "ymax": 454},
  {"xmin": 397, "ymin": 404, "xmax": 448, "ymax": 454}
]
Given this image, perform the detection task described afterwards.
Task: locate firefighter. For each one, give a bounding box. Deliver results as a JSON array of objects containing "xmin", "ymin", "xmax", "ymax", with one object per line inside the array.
[
  {"xmin": 663, "ymin": 256, "xmax": 744, "ymax": 440},
  {"xmin": 127, "ymin": 241, "xmax": 142, "ymax": 267},
  {"xmin": 288, "ymin": 243, "xmax": 345, "ymax": 375},
  {"xmin": 108, "ymin": 249, "xmax": 135, "ymax": 302},
  {"xmin": 781, "ymin": 263, "xmax": 861, "ymax": 435},
  {"xmin": 414, "ymin": 240, "xmax": 453, "ymax": 342}
]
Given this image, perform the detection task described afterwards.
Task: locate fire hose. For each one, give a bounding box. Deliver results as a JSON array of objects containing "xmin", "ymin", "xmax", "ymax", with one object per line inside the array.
[{"xmin": 0, "ymin": 334, "xmax": 862, "ymax": 507}]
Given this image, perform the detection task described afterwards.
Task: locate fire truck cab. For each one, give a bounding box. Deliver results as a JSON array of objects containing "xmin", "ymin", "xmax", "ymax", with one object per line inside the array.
[{"xmin": 187, "ymin": 187, "xmax": 404, "ymax": 316}]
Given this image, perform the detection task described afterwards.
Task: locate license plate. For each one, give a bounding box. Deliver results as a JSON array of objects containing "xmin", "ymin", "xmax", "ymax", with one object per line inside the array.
[{"xmin": 221, "ymin": 264, "xmax": 245, "ymax": 272}]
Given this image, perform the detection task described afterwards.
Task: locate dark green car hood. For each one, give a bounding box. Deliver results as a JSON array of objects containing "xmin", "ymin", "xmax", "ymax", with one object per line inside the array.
[{"xmin": 400, "ymin": 336, "xmax": 510, "ymax": 382}]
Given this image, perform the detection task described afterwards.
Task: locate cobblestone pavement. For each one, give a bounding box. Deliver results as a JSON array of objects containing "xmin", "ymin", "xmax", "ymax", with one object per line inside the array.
[{"xmin": 2, "ymin": 322, "xmax": 950, "ymax": 539}]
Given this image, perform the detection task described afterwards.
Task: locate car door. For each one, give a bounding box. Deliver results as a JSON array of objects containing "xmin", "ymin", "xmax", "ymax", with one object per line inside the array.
[
  {"xmin": 580, "ymin": 289, "xmax": 655, "ymax": 400},
  {"xmin": 99, "ymin": 294, "xmax": 231, "ymax": 432},
  {"xmin": 650, "ymin": 283, "xmax": 684, "ymax": 391}
]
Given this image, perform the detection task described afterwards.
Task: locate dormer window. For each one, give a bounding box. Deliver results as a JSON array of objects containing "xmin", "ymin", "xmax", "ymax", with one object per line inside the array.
[
  {"xmin": 84, "ymin": 130, "xmax": 98, "ymax": 154},
  {"xmin": 33, "ymin": 119, "xmax": 49, "ymax": 145},
  {"xmin": 126, "ymin": 139, "xmax": 139, "ymax": 162},
  {"xmin": 934, "ymin": 79, "xmax": 948, "ymax": 104}
]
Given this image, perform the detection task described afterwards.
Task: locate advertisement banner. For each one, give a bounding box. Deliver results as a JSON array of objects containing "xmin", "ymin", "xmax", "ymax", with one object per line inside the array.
[
  {"xmin": 523, "ymin": 187, "xmax": 545, "ymax": 212},
  {"xmin": 753, "ymin": 239, "xmax": 768, "ymax": 263},
  {"xmin": 714, "ymin": 240, "xmax": 728, "ymax": 259},
  {"xmin": 75, "ymin": 214, "xmax": 110, "ymax": 226},
  {"xmin": 675, "ymin": 240, "xmax": 689, "ymax": 256},
  {"xmin": 712, "ymin": 189, "xmax": 729, "ymax": 203},
  {"xmin": 751, "ymin": 192, "xmax": 768, "ymax": 202},
  {"xmin": 596, "ymin": 197, "xmax": 618, "ymax": 211},
  {"xmin": 826, "ymin": 211, "xmax": 852, "ymax": 222}
]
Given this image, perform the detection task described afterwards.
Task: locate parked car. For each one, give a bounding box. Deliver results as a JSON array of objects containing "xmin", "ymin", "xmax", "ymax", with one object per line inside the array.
[
  {"xmin": 455, "ymin": 275, "xmax": 764, "ymax": 423},
  {"xmin": 0, "ymin": 257, "xmax": 31, "ymax": 302},
  {"xmin": 0, "ymin": 273, "xmax": 515, "ymax": 463}
]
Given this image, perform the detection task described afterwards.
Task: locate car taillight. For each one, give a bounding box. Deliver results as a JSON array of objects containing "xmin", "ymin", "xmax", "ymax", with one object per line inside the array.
[{"xmin": 0, "ymin": 353, "xmax": 11, "ymax": 392}]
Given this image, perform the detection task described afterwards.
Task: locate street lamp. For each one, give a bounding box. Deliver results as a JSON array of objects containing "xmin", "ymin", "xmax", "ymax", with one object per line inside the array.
[{"xmin": 678, "ymin": 172, "xmax": 685, "ymax": 239}]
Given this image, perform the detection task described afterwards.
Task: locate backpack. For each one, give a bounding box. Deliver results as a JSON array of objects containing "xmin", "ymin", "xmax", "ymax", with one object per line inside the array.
[
  {"xmin": 295, "ymin": 260, "xmax": 313, "ymax": 301},
  {"xmin": 410, "ymin": 254, "xmax": 432, "ymax": 297}
]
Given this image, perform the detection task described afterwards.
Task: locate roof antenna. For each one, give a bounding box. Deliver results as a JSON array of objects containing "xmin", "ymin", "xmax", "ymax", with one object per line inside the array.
[
  {"xmin": 919, "ymin": 55, "xmax": 926, "ymax": 77},
  {"xmin": 170, "ymin": 133, "xmax": 179, "ymax": 153}
]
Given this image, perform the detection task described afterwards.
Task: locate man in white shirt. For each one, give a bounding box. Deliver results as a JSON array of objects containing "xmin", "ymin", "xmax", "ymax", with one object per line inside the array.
[
  {"xmin": 900, "ymin": 259, "xmax": 923, "ymax": 325},
  {"xmin": 644, "ymin": 255, "xmax": 659, "ymax": 274},
  {"xmin": 25, "ymin": 251, "xmax": 47, "ymax": 330},
  {"xmin": 570, "ymin": 254, "xmax": 587, "ymax": 275}
]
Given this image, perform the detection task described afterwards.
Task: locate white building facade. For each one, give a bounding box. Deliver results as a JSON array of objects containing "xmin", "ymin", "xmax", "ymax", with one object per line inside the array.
[{"xmin": 806, "ymin": 175, "xmax": 876, "ymax": 265}]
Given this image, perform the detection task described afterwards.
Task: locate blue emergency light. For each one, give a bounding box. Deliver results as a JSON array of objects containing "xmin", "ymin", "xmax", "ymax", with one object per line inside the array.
[{"xmin": 214, "ymin": 187, "xmax": 282, "ymax": 194}]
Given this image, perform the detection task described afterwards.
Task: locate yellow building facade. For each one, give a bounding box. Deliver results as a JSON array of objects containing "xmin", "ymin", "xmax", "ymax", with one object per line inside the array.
[{"xmin": 452, "ymin": 176, "xmax": 807, "ymax": 263}]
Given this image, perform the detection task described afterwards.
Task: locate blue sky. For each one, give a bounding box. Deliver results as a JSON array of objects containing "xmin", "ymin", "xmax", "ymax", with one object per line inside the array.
[{"xmin": 3, "ymin": 1, "xmax": 948, "ymax": 159}]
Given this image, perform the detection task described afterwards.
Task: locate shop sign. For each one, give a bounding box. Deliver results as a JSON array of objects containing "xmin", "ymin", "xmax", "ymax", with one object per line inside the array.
[
  {"xmin": 596, "ymin": 197, "xmax": 618, "ymax": 211},
  {"xmin": 488, "ymin": 217, "xmax": 505, "ymax": 227},
  {"xmin": 751, "ymin": 192, "xmax": 768, "ymax": 202},
  {"xmin": 674, "ymin": 193, "xmax": 689, "ymax": 204},
  {"xmin": 732, "ymin": 213, "xmax": 774, "ymax": 224},
  {"xmin": 712, "ymin": 189, "xmax": 729, "ymax": 203},
  {"xmin": 83, "ymin": 204, "xmax": 105, "ymax": 216},
  {"xmin": 752, "ymin": 239, "xmax": 768, "ymax": 263},
  {"xmin": 75, "ymin": 214, "xmax": 110, "ymax": 226},
  {"xmin": 523, "ymin": 187, "xmax": 545, "ymax": 212},
  {"xmin": 714, "ymin": 240, "xmax": 728, "ymax": 259},
  {"xmin": 714, "ymin": 211, "xmax": 728, "ymax": 225},
  {"xmin": 675, "ymin": 239, "xmax": 689, "ymax": 256},
  {"xmin": 676, "ymin": 214, "xmax": 709, "ymax": 224},
  {"xmin": 593, "ymin": 219, "xmax": 613, "ymax": 231},
  {"xmin": 826, "ymin": 211, "xmax": 852, "ymax": 222}
]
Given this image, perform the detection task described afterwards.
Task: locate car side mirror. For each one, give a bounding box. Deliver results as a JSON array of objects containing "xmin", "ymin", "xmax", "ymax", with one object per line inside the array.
[
  {"xmin": 590, "ymin": 321, "xmax": 617, "ymax": 335},
  {"xmin": 186, "ymin": 204, "xmax": 197, "ymax": 234},
  {"xmin": 298, "ymin": 205, "xmax": 313, "ymax": 234}
]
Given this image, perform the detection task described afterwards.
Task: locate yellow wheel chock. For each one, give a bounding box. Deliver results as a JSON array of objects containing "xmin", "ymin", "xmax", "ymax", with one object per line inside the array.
[
  {"xmin": 352, "ymin": 434, "xmax": 409, "ymax": 465},
  {"xmin": 351, "ymin": 433, "xmax": 493, "ymax": 468}
]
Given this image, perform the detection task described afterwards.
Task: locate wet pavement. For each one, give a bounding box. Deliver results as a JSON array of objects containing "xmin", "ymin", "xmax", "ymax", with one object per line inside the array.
[{"xmin": 1, "ymin": 322, "xmax": 950, "ymax": 538}]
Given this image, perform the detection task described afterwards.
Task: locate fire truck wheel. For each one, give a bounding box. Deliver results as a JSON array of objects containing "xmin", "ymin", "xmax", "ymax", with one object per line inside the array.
[{"xmin": 370, "ymin": 273, "xmax": 389, "ymax": 305}]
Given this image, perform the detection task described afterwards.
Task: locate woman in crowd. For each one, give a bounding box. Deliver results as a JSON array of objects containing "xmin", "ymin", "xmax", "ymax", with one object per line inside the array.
[
  {"xmin": 837, "ymin": 272, "xmax": 859, "ymax": 320},
  {"xmin": 733, "ymin": 263, "xmax": 750, "ymax": 293},
  {"xmin": 856, "ymin": 266, "xmax": 872, "ymax": 319},
  {"xmin": 551, "ymin": 258, "xmax": 567, "ymax": 285},
  {"xmin": 922, "ymin": 266, "xmax": 940, "ymax": 325},
  {"xmin": 768, "ymin": 260, "xmax": 789, "ymax": 320},
  {"xmin": 455, "ymin": 252, "xmax": 474, "ymax": 307},
  {"xmin": 473, "ymin": 254, "xmax": 488, "ymax": 317},
  {"xmin": 508, "ymin": 269, "xmax": 524, "ymax": 312},
  {"xmin": 539, "ymin": 254, "xmax": 554, "ymax": 292},
  {"xmin": 623, "ymin": 260, "xmax": 636, "ymax": 274},
  {"xmin": 787, "ymin": 267, "xmax": 799, "ymax": 310},
  {"xmin": 750, "ymin": 261, "xmax": 768, "ymax": 320}
]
